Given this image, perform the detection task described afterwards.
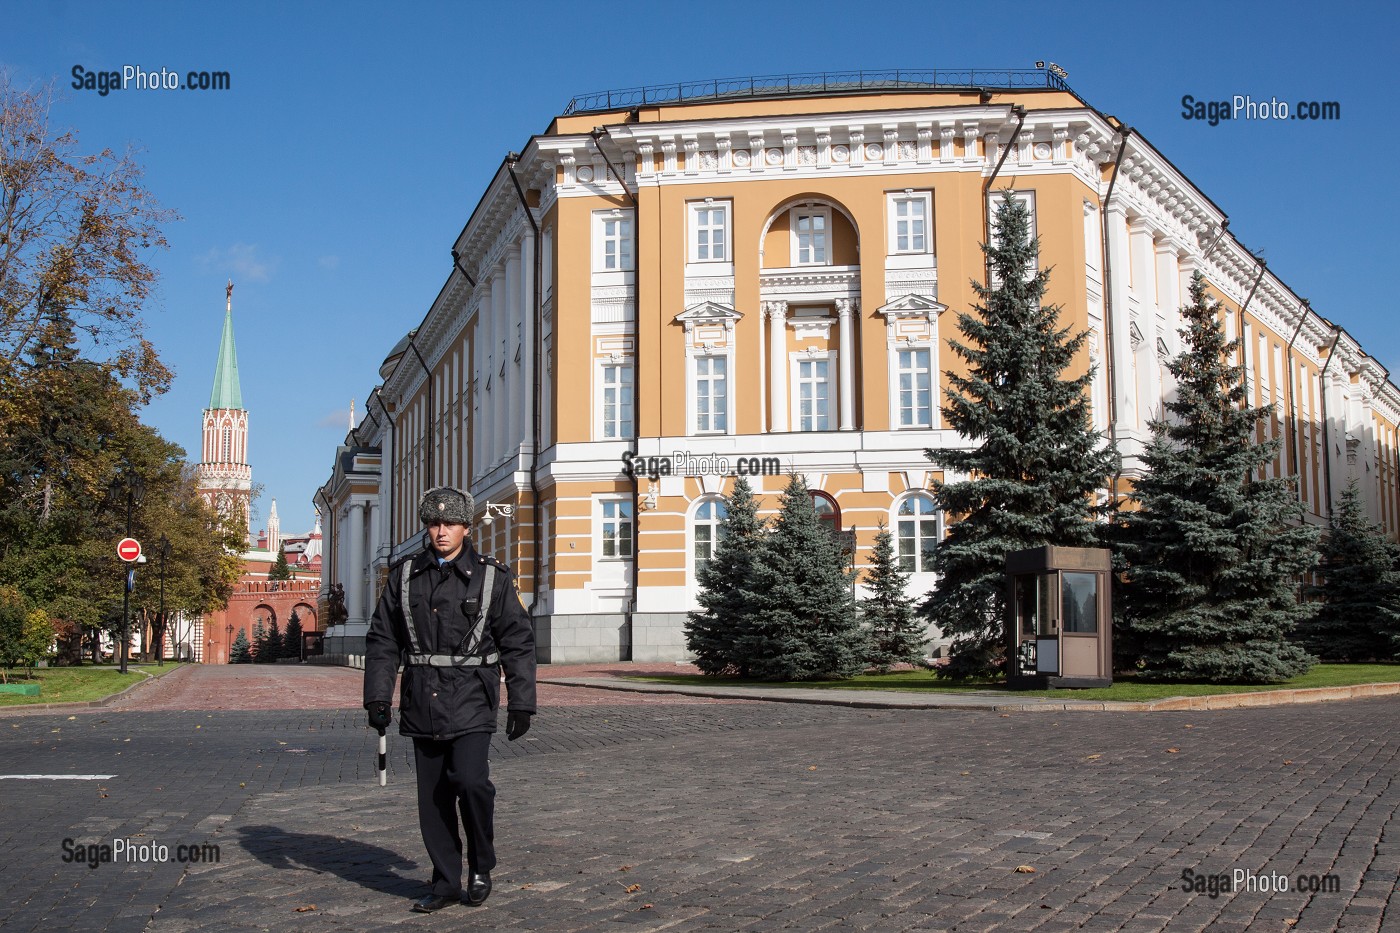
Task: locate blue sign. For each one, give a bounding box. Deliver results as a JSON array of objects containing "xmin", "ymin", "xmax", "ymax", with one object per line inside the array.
[{"xmin": 126, "ymin": 568, "xmax": 135, "ymax": 593}]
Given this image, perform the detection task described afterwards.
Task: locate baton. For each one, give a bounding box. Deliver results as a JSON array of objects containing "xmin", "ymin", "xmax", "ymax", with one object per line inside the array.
[{"xmin": 376, "ymin": 726, "xmax": 387, "ymax": 786}]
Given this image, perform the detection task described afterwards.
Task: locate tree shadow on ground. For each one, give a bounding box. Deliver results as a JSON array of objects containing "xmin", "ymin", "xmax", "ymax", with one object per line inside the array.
[{"xmin": 236, "ymin": 825, "xmax": 423, "ymax": 897}]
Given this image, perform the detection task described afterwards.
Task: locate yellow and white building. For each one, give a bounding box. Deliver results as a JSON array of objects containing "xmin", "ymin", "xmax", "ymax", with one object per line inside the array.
[{"xmin": 317, "ymin": 70, "xmax": 1400, "ymax": 663}]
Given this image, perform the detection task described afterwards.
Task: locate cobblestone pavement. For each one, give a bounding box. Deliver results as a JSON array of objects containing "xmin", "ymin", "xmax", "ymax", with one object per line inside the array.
[
  {"xmin": 105, "ymin": 662, "xmax": 745, "ymax": 711},
  {"xmin": 0, "ymin": 667, "xmax": 1396, "ymax": 932}
]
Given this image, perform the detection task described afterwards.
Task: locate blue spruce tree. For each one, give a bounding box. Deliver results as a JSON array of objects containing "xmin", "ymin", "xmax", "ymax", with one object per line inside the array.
[
  {"xmin": 922, "ymin": 194, "xmax": 1116, "ymax": 678},
  {"xmin": 1116, "ymin": 273, "xmax": 1317, "ymax": 683}
]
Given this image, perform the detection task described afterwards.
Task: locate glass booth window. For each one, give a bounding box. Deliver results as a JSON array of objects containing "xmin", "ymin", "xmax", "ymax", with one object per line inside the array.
[{"xmin": 1062, "ymin": 572, "xmax": 1098, "ymax": 633}]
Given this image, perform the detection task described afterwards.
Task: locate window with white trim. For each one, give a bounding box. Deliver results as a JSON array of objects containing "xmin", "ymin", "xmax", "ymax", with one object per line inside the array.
[
  {"xmin": 692, "ymin": 498, "xmax": 728, "ymax": 577},
  {"xmin": 593, "ymin": 210, "xmax": 634, "ymax": 272},
  {"xmin": 689, "ymin": 201, "xmax": 730, "ymax": 263},
  {"xmin": 600, "ymin": 498, "xmax": 633, "ymax": 559},
  {"xmin": 895, "ymin": 493, "xmax": 939, "ymax": 573},
  {"xmin": 889, "ymin": 192, "xmax": 931, "ymax": 254},
  {"xmin": 795, "ymin": 358, "xmax": 832, "ymax": 431},
  {"xmin": 791, "ymin": 207, "xmax": 830, "ymax": 266},
  {"xmin": 599, "ymin": 362, "xmax": 633, "ymax": 439},
  {"xmin": 694, "ymin": 355, "xmax": 728, "ymax": 433},
  {"xmin": 896, "ymin": 348, "xmax": 932, "ymax": 428}
]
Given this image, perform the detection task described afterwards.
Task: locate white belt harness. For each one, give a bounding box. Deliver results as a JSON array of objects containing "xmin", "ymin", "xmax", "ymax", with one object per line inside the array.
[{"xmin": 400, "ymin": 560, "xmax": 500, "ymax": 668}]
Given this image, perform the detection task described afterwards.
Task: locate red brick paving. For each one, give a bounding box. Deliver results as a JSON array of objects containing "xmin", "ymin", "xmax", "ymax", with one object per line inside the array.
[{"xmin": 113, "ymin": 661, "xmax": 742, "ymax": 711}]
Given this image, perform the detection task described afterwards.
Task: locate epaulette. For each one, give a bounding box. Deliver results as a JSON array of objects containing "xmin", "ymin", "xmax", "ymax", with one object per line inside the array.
[{"xmin": 477, "ymin": 555, "xmax": 511, "ymax": 572}]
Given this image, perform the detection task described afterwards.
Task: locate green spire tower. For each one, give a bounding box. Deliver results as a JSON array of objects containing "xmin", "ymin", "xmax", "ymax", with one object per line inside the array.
[{"xmin": 196, "ymin": 281, "xmax": 252, "ymax": 520}]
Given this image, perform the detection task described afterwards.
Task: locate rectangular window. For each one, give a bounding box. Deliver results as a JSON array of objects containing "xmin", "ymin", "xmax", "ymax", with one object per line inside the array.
[
  {"xmin": 601, "ymin": 363, "xmax": 633, "ymax": 439},
  {"xmin": 797, "ymin": 359, "xmax": 831, "ymax": 431},
  {"xmin": 695, "ymin": 355, "xmax": 728, "ymax": 433},
  {"xmin": 793, "ymin": 209, "xmax": 829, "ymax": 265},
  {"xmin": 892, "ymin": 195, "xmax": 928, "ymax": 253},
  {"xmin": 691, "ymin": 202, "xmax": 729, "ymax": 263},
  {"xmin": 595, "ymin": 212, "xmax": 634, "ymax": 271},
  {"xmin": 601, "ymin": 499, "xmax": 633, "ymax": 559},
  {"xmin": 897, "ymin": 349, "xmax": 932, "ymax": 428}
]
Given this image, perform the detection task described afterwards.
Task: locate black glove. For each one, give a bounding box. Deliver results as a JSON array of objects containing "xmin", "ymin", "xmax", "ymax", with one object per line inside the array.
[
  {"xmin": 506, "ymin": 710, "xmax": 532, "ymax": 741},
  {"xmin": 366, "ymin": 701, "xmax": 391, "ymax": 731}
]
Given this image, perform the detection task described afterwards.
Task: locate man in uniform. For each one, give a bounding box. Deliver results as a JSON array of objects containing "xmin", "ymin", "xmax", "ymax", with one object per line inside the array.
[{"xmin": 363, "ymin": 486, "xmax": 537, "ymax": 913}]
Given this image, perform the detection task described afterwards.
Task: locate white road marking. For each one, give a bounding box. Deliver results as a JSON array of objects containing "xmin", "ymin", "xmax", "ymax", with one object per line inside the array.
[{"xmin": 0, "ymin": 774, "xmax": 116, "ymax": 780}]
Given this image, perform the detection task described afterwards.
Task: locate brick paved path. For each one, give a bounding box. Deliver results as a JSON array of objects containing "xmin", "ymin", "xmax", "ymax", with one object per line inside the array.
[
  {"xmin": 0, "ymin": 667, "xmax": 1396, "ymax": 932},
  {"xmin": 110, "ymin": 662, "xmax": 744, "ymax": 710}
]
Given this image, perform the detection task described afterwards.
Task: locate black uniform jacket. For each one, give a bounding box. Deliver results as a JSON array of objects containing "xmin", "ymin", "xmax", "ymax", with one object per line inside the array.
[{"xmin": 363, "ymin": 543, "xmax": 537, "ymax": 740}]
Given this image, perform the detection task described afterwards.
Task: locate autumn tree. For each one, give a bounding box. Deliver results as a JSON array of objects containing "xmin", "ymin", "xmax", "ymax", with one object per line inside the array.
[{"xmin": 0, "ymin": 78, "xmax": 175, "ymax": 402}]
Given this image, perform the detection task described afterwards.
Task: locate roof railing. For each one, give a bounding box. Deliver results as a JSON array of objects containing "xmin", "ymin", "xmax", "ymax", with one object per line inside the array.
[{"xmin": 562, "ymin": 68, "xmax": 1071, "ymax": 115}]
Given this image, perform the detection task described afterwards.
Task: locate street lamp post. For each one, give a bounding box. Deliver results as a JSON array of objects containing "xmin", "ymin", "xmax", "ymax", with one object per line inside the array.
[
  {"xmin": 156, "ymin": 534, "xmax": 172, "ymax": 666},
  {"xmin": 226, "ymin": 624, "xmax": 234, "ymax": 664},
  {"xmin": 108, "ymin": 472, "xmax": 145, "ymax": 675}
]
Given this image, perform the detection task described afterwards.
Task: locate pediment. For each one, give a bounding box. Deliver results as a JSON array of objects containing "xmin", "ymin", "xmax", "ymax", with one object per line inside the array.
[{"xmin": 877, "ymin": 294, "xmax": 948, "ymax": 321}]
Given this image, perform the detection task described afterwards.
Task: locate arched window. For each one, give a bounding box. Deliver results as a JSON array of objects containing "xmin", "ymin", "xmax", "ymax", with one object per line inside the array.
[
  {"xmin": 810, "ymin": 491, "xmax": 840, "ymax": 534},
  {"xmin": 222, "ymin": 424, "xmax": 232, "ymax": 462},
  {"xmin": 693, "ymin": 498, "xmax": 728, "ymax": 576},
  {"xmin": 895, "ymin": 493, "xmax": 939, "ymax": 573}
]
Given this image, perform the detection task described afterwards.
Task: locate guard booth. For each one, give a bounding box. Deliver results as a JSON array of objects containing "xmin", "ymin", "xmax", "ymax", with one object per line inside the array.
[{"xmin": 1006, "ymin": 546, "xmax": 1112, "ymax": 689}]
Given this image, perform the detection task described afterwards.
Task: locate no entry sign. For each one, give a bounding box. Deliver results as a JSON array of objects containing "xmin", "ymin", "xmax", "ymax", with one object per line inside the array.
[{"xmin": 117, "ymin": 537, "xmax": 142, "ymax": 562}]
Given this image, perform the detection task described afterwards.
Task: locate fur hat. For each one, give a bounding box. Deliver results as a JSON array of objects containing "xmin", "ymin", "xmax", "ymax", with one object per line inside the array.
[{"xmin": 417, "ymin": 486, "xmax": 474, "ymax": 525}]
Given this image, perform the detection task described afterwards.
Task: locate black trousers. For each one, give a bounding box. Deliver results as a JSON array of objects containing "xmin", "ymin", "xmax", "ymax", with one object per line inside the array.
[{"xmin": 412, "ymin": 733, "xmax": 495, "ymax": 896}]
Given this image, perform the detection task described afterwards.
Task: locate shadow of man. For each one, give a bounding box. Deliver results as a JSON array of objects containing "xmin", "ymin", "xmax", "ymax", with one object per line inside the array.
[{"xmin": 236, "ymin": 825, "xmax": 421, "ymax": 897}]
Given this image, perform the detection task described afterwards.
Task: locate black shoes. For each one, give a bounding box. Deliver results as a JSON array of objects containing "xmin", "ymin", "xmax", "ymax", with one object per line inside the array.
[
  {"xmin": 410, "ymin": 893, "xmax": 458, "ymax": 913},
  {"xmin": 466, "ymin": 872, "xmax": 492, "ymax": 906},
  {"xmin": 410, "ymin": 873, "xmax": 489, "ymax": 912}
]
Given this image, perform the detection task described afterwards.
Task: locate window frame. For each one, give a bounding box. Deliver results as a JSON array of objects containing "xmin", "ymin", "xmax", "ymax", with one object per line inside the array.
[
  {"xmin": 790, "ymin": 205, "xmax": 832, "ymax": 267},
  {"xmin": 893, "ymin": 346, "xmax": 934, "ymax": 430},
  {"xmin": 692, "ymin": 353, "xmax": 730, "ymax": 435},
  {"xmin": 892, "ymin": 492, "xmax": 941, "ymax": 574},
  {"xmin": 597, "ymin": 496, "xmax": 634, "ymax": 561},
  {"xmin": 690, "ymin": 496, "xmax": 729, "ymax": 581},
  {"xmin": 688, "ymin": 199, "xmax": 731, "ymax": 264},
  {"xmin": 592, "ymin": 209, "xmax": 635, "ymax": 273},
  {"xmin": 888, "ymin": 190, "xmax": 932, "ymax": 255},
  {"xmin": 596, "ymin": 358, "xmax": 634, "ymax": 440},
  {"xmin": 790, "ymin": 351, "xmax": 835, "ymax": 432}
]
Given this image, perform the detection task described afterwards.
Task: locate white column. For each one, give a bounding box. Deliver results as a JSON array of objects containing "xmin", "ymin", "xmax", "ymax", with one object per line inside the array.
[
  {"xmin": 505, "ymin": 245, "xmax": 522, "ymax": 463},
  {"xmin": 1129, "ymin": 218, "xmax": 1161, "ymax": 423},
  {"xmin": 1104, "ymin": 205, "xmax": 1137, "ymax": 439},
  {"xmin": 346, "ymin": 502, "xmax": 365, "ymax": 623},
  {"xmin": 367, "ymin": 500, "xmax": 381, "ymax": 568},
  {"xmin": 492, "ymin": 265, "xmax": 508, "ymax": 468},
  {"xmin": 1155, "ymin": 242, "xmax": 1183, "ymax": 397},
  {"xmin": 519, "ymin": 232, "xmax": 535, "ymax": 457},
  {"xmin": 768, "ymin": 302, "xmax": 788, "ymax": 432},
  {"xmin": 837, "ymin": 299, "xmax": 855, "ymax": 430}
]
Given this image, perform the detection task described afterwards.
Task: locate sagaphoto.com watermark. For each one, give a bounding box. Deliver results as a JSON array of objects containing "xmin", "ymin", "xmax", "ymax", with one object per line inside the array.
[
  {"xmin": 1178, "ymin": 867, "xmax": 1341, "ymax": 899},
  {"xmin": 1181, "ymin": 94, "xmax": 1340, "ymax": 126},
  {"xmin": 61, "ymin": 836, "xmax": 221, "ymax": 869},
  {"xmin": 622, "ymin": 449, "xmax": 782, "ymax": 481},
  {"xmin": 72, "ymin": 64, "xmax": 231, "ymax": 97}
]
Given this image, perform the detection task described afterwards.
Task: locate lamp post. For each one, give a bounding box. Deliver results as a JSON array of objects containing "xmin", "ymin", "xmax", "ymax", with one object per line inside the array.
[
  {"xmin": 107, "ymin": 472, "xmax": 145, "ymax": 675},
  {"xmin": 226, "ymin": 624, "xmax": 234, "ymax": 664},
  {"xmin": 156, "ymin": 534, "xmax": 171, "ymax": 666}
]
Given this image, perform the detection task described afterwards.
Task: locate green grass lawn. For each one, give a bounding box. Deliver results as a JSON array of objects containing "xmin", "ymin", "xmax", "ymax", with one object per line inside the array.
[
  {"xmin": 629, "ymin": 663, "xmax": 1400, "ymax": 703},
  {"xmin": 0, "ymin": 664, "xmax": 179, "ymax": 706}
]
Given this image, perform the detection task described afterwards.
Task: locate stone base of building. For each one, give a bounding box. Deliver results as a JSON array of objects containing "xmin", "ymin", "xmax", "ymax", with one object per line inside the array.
[{"xmin": 534, "ymin": 612, "xmax": 693, "ymax": 664}]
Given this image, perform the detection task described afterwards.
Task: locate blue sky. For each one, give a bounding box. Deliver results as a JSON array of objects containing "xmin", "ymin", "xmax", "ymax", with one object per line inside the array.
[{"xmin": 6, "ymin": 1, "xmax": 1397, "ymax": 537}]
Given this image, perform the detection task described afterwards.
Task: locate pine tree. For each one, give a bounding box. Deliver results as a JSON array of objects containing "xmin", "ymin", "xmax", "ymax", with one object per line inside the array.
[
  {"xmin": 283, "ymin": 610, "xmax": 304, "ymax": 661},
  {"xmin": 685, "ymin": 476, "xmax": 765, "ymax": 676},
  {"xmin": 922, "ymin": 194, "xmax": 1117, "ymax": 678},
  {"xmin": 862, "ymin": 521, "xmax": 926, "ymax": 672},
  {"xmin": 262, "ymin": 619, "xmax": 283, "ymax": 663},
  {"xmin": 1116, "ymin": 272, "xmax": 1317, "ymax": 683},
  {"xmin": 1297, "ymin": 482, "xmax": 1400, "ymax": 661},
  {"xmin": 230, "ymin": 628, "xmax": 252, "ymax": 663},
  {"xmin": 740, "ymin": 475, "xmax": 865, "ymax": 680},
  {"xmin": 250, "ymin": 620, "xmax": 266, "ymax": 663},
  {"xmin": 268, "ymin": 545, "xmax": 291, "ymax": 582}
]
